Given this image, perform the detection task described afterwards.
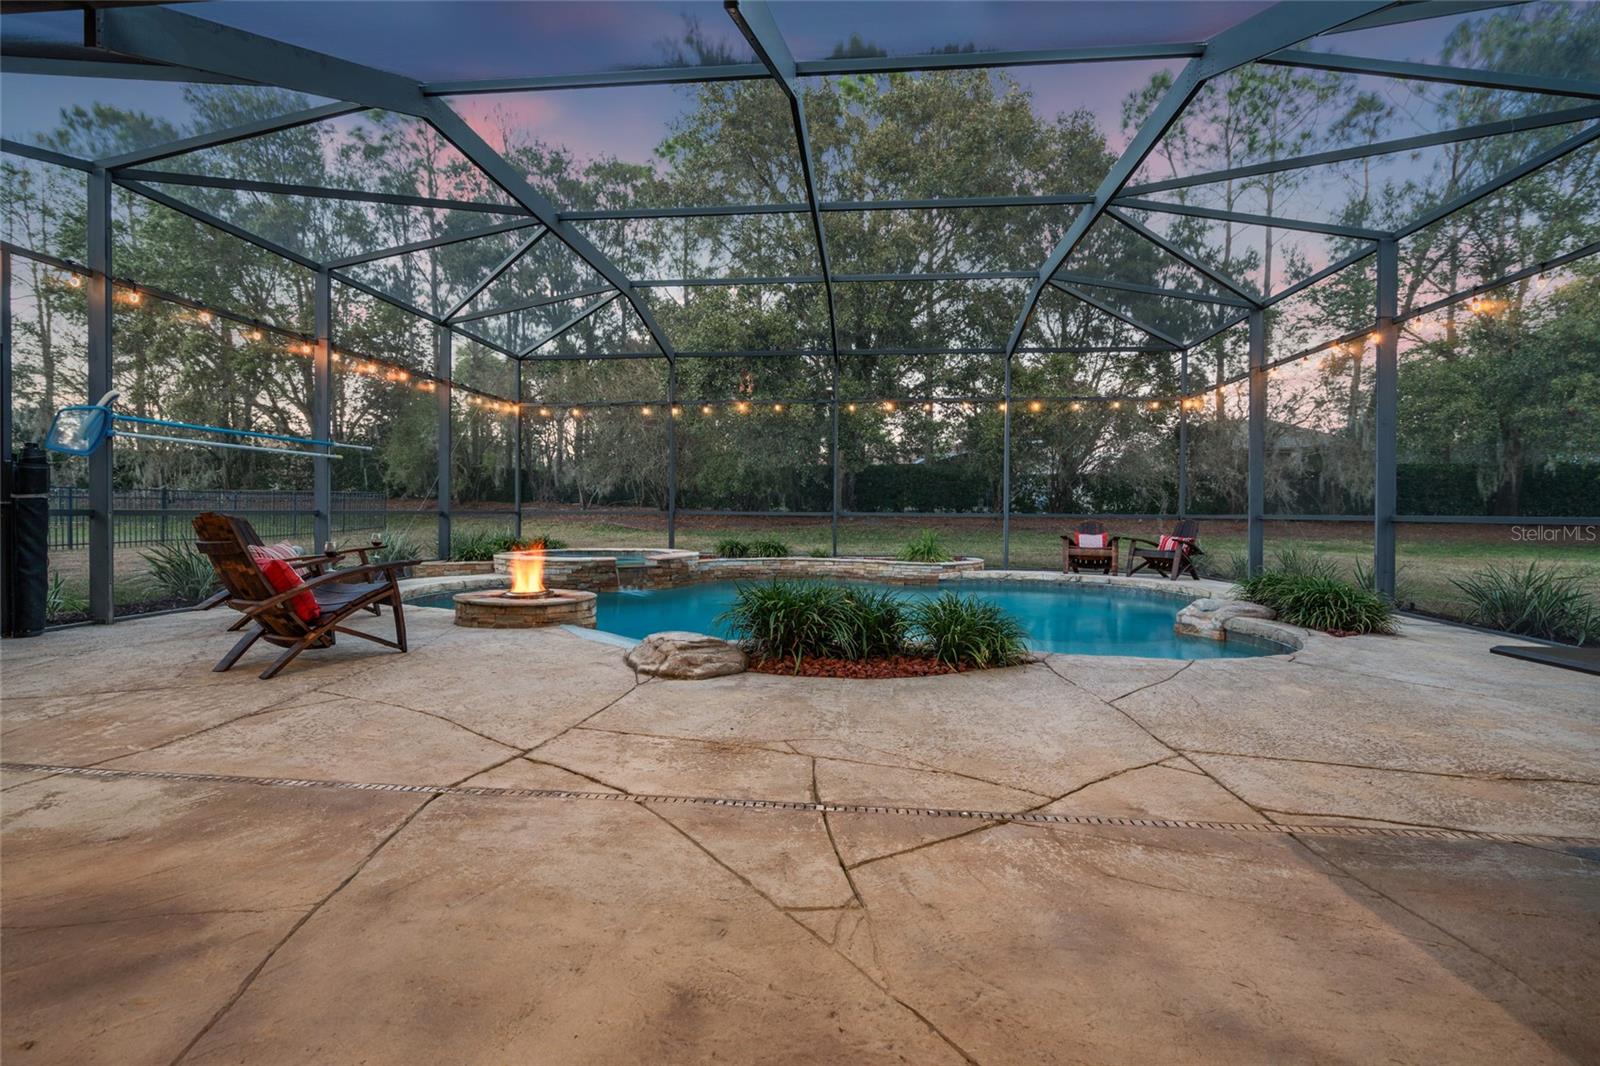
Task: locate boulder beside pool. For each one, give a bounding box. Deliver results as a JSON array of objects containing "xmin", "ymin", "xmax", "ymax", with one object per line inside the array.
[
  {"xmin": 1174, "ymin": 598, "xmax": 1276, "ymax": 640},
  {"xmin": 626, "ymin": 631, "xmax": 747, "ymax": 679}
]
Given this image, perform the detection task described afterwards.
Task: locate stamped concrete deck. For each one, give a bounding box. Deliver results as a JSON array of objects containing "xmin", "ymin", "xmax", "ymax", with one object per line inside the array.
[{"xmin": 2, "ymin": 597, "xmax": 1597, "ymax": 1065}]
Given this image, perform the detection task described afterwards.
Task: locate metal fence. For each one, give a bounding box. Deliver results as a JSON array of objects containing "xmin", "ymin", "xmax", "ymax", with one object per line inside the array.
[{"xmin": 49, "ymin": 488, "xmax": 388, "ymax": 550}]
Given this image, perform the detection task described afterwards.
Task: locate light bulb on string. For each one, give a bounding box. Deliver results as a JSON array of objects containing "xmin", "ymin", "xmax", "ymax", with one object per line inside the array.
[
  {"xmin": 701, "ymin": 405, "xmax": 713, "ymax": 415},
  {"xmin": 1028, "ymin": 400, "xmax": 1042, "ymax": 413}
]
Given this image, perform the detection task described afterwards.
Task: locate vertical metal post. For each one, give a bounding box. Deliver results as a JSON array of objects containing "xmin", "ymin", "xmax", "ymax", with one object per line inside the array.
[
  {"xmin": 1373, "ymin": 238, "xmax": 1398, "ymax": 601},
  {"xmin": 312, "ymin": 267, "xmax": 333, "ymax": 550},
  {"xmin": 1001, "ymin": 354, "xmax": 1012, "ymax": 568},
  {"xmin": 1, "ymin": 250, "xmax": 12, "ymax": 469},
  {"xmin": 1177, "ymin": 348, "xmax": 1190, "ymax": 518},
  {"xmin": 513, "ymin": 360, "xmax": 523, "ymax": 540},
  {"xmin": 830, "ymin": 358, "xmax": 840, "ymax": 557},
  {"xmin": 87, "ymin": 168, "xmax": 114, "ymax": 623},
  {"xmin": 435, "ymin": 326, "xmax": 452, "ymax": 560},
  {"xmin": 1247, "ymin": 308, "xmax": 1266, "ymax": 577},
  {"xmin": 665, "ymin": 359, "xmax": 677, "ymax": 548}
]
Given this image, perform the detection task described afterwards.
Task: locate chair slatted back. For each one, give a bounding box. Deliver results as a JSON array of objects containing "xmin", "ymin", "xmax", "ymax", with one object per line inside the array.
[
  {"xmin": 192, "ymin": 512, "xmax": 309, "ymax": 641},
  {"xmin": 1076, "ymin": 520, "xmax": 1107, "ymax": 539},
  {"xmin": 1171, "ymin": 519, "xmax": 1200, "ymax": 541}
]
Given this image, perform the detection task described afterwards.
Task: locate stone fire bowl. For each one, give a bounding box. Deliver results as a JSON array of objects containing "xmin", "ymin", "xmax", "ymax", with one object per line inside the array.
[{"xmin": 452, "ymin": 587, "xmax": 597, "ymax": 629}]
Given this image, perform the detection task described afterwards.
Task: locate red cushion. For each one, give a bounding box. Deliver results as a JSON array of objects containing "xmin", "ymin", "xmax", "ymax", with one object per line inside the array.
[
  {"xmin": 1157, "ymin": 534, "xmax": 1195, "ymax": 553},
  {"xmin": 258, "ymin": 557, "xmax": 320, "ymax": 623}
]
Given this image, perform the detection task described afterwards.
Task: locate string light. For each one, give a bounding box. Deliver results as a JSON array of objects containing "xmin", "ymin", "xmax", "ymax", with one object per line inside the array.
[
  {"xmin": 539, "ymin": 407, "xmax": 551, "ymax": 417},
  {"xmin": 67, "ymin": 274, "xmax": 82, "ymax": 289},
  {"xmin": 736, "ymin": 401, "xmax": 750, "ymax": 414},
  {"xmin": 249, "ymin": 329, "xmax": 264, "ymax": 341},
  {"xmin": 772, "ymin": 403, "xmax": 784, "ymax": 412},
  {"xmin": 197, "ymin": 311, "xmax": 213, "ymax": 324},
  {"xmin": 1109, "ymin": 401, "xmax": 1121, "ymax": 410},
  {"xmin": 701, "ymin": 404, "xmax": 713, "ymax": 415},
  {"xmin": 846, "ymin": 403, "xmax": 857, "ymax": 413},
  {"xmin": 570, "ymin": 408, "xmax": 582, "ymax": 418},
  {"xmin": 1028, "ymin": 400, "xmax": 1043, "ymax": 413},
  {"xmin": 641, "ymin": 406, "xmax": 653, "ymax": 417}
]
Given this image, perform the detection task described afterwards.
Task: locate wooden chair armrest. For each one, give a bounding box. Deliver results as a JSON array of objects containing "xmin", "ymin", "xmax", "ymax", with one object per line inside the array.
[
  {"xmin": 241, "ymin": 560, "xmax": 420, "ymax": 617},
  {"xmin": 281, "ymin": 547, "xmax": 369, "ymax": 565},
  {"xmin": 1121, "ymin": 536, "xmax": 1158, "ymax": 548}
]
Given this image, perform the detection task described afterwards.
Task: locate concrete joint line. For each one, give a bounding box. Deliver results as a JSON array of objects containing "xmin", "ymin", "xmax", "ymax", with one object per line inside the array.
[{"xmin": 5, "ymin": 761, "xmax": 1594, "ymax": 848}]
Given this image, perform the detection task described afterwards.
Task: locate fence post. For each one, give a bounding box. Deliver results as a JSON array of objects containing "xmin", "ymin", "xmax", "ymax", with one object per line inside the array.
[{"xmin": 159, "ymin": 486, "xmax": 169, "ymax": 543}]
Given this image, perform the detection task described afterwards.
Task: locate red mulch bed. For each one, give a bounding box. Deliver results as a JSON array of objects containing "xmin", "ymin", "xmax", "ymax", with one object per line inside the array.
[{"xmin": 749, "ymin": 654, "xmax": 966, "ymax": 679}]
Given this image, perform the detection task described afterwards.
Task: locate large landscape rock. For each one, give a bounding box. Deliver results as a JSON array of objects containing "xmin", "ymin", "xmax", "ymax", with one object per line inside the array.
[
  {"xmin": 625, "ymin": 631, "xmax": 747, "ymax": 679},
  {"xmin": 1175, "ymin": 598, "xmax": 1276, "ymax": 640}
]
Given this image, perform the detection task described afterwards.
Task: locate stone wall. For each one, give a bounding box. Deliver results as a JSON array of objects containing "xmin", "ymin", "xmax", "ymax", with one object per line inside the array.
[{"xmin": 696, "ymin": 556, "xmax": 983, "ymax": 586}]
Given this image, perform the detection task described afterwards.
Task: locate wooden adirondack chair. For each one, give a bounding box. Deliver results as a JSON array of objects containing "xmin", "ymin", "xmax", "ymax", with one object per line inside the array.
[
  {"xmin": 1125, "ymin": 519, "xmax": 1205, "ymax": 580},
  {"xmin": 1061, "ymin": 519, "xmax": 1118, "ymax": 574},
  {"xmin": 192, "ymin": 512, "xmax": 419, "ymax": 679}
]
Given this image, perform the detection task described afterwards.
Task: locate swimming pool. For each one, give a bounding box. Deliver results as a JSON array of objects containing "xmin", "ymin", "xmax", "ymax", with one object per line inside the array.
[{"xmin": 413, "ymin": 580, "xmax": 1286, "ymax": 660}]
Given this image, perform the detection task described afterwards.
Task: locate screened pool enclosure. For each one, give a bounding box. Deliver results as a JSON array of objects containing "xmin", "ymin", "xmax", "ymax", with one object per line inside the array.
[{"xmin": 3, "ymin": 0, "xmax": 1598, "ymax": 624}]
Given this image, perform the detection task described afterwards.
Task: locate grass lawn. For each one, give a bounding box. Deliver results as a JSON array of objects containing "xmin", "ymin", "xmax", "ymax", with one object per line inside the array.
[{"xmin": 48, "ymin": 505, "xmax": 1597, "ymax": 630}]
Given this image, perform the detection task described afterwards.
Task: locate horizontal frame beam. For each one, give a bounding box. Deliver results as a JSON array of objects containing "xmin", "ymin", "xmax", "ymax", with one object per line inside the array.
[
  {"xmin": 1, "ymin": 138, "xmax": 93, "ymax": 172},
  {"xmin": 99, "ymin": 102, "xmax": 365, "ymax": 170},
  {"xmin": 424, "ymin": 43, "xmax": 1206, "ymax": 97},
  {"xmin": 327, "ymin": 218, "xmax": 541, "ymax": 268},
  {"xmin": 1112, "ymin": 196, "xmax": 1390, "ymax": 239},
  {"xmin": 519, "ymin": 293, "xmax": 621, "ymax": 356},
  {"xmin": 1397, "ymin": 121, "xmax": 1600, "ymax": 237},
  {"xmin": 1052, "ymin": 270, "xmax": 1254, "ymax": 307},
  {"xmin": 1048, "ymin": 280, "xmax": 1185, "ymax": 348},
  {"xmin": 1263, "ymin": 48, "xmax": 1600, "ymax": 101},
  {"xmin": 447, "ymin": 284, "xmax": 615, "ymax": 324},
  {"xmin": 1123, "ymin": 101, "xmax": 1600, "ymax": 198},
  {"xmin": 115, "ymin": 177, "xmax": 322, "ymax": 270},
  {"xmin": 115, "ymin": 168, "xmax": 521, "ymax": 215},
  {"xmin": 442, "ymin": 228, "xmax": 548, "ymax": 320}
]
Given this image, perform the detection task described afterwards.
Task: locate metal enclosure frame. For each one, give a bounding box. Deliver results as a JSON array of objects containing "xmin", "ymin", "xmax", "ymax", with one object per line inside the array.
[{"xmin": 0, "ymin": 0, "xmax": 1596, "ymax": 619}]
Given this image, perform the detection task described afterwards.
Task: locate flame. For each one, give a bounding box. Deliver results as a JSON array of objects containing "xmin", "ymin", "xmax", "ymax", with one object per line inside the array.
[{"xmin": 509, "ymin": 548, "xmax": 546, "ymax": 595}]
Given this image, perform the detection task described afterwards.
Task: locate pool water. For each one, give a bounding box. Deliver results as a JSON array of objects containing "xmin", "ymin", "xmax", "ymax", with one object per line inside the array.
[{"xmin": 414, "ymin": 580, "xmax": 1285, "ymax": 660}]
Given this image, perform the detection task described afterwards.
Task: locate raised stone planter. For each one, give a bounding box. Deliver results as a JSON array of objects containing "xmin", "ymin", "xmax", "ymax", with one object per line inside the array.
[
  {"xmin": 624, "ymin": 631, "xmax": 747, "ymax": 679},
  {"xmin": 1175, "ymin": 597, "xmax": 1276, "ymax": 640}
]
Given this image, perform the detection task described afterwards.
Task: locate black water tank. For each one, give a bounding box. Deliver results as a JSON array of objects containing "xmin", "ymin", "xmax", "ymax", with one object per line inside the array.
[{"xmin": 2, "ymin": 442, "xmax": 49, "ymax": 637}]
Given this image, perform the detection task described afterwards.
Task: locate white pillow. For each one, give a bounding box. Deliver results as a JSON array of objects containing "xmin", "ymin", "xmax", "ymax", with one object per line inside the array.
[{"xmin": 1077, "ymin": 533, "xmax": 1105, "ymax": 548}]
